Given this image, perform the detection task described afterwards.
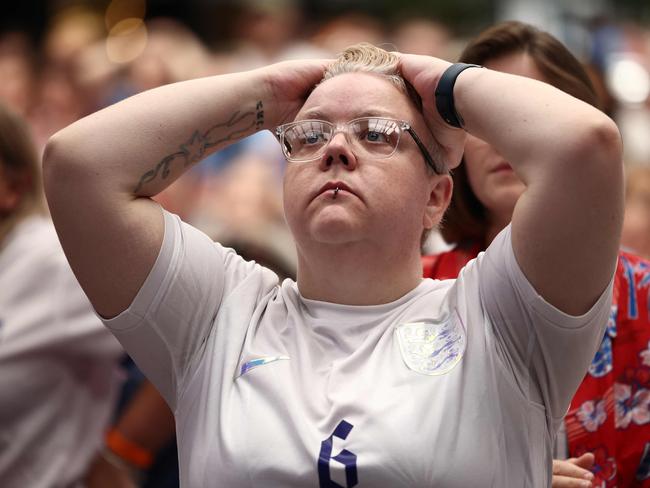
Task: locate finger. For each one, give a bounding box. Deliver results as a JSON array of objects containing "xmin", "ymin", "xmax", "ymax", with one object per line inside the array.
[
  {"xmin": 552, "ymin": 474, "xmax": 593, "ymax": 488},
  {"xmin": 553, "ymin": 459, "xmax": 595, "ymax": 479},
  {"xmin": 572, "ymin": 452, "xmax": 596, "ymax": 469}
]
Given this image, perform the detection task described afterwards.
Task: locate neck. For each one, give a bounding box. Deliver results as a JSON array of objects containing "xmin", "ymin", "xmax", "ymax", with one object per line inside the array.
[{"xmin": 295, "ymin": 239, "xmax": 424, "ymax": 305}]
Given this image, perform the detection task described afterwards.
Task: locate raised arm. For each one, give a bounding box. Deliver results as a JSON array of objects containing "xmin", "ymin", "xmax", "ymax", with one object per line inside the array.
[
  {"xmin": 43, "ymin": 60, "xmax": 327, "ymax": 318},
  {"xmin": 400, "ymin": 55, "xmax": 624, "ymax": 315}
]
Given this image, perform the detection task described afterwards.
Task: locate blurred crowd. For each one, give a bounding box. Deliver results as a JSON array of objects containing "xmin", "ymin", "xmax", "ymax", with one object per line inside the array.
[{"xmin": 2, "ymin": 1, "xmax": 650, "ymax": 486}]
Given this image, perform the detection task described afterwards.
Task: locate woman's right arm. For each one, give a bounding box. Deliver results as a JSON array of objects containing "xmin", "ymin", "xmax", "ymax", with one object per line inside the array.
[{"xmin": 43, "ymin": 61, "xmax": 326, "ymax": 318}]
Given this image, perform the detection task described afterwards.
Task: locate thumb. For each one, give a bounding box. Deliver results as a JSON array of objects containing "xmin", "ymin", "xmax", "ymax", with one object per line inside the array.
[{"xmin": 569, "ymin": 452, "xmax": 596, "ymax": 470}]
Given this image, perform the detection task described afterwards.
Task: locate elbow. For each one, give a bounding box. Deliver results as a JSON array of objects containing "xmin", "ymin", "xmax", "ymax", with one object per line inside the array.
[
  {"xmin": 556, "ymin": 114, "xmax": 625, "ymax": 195},
  {"xmin": 596, "ymin": 116, "xmax": 623, "ymax": 159},
  {"xmin": 42, "ymin": 132, "xmax": 68, "ymax": 199},
  {"xmin": 42, "ymin": 129, "xmax": 89, "ymax": 203},
  {"xmin": 42, "ymin": 126, "xmax": 90, "ymax": 178},
  {"xmin": 43, "ymin": 131, "xmax": 70, "ymax": 181},
  {"xmin": 578, "ymin": 115, "xmax": 625, "ymax": 223},
  {"xmin": 581, "ymin": 115, "xmax": 623, "ymax": 171},
  {"xmin": 42, "ymin": 132, "xmax": 63, "ymax": 194}
]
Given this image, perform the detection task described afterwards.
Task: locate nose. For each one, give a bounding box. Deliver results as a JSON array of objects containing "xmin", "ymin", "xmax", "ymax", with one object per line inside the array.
[{"xmin": 319, "ymin": 132, "xmax": 358, "ymax": 171}]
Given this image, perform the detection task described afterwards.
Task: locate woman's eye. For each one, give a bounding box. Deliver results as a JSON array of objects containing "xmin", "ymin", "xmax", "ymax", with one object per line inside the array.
[
  {"xmin": 304, "ymin": 132, "xmax": 323, "ymax": 145},
  {"xmin": 365, "ymin": 131, "xmax": 388, "ymax": 143}
]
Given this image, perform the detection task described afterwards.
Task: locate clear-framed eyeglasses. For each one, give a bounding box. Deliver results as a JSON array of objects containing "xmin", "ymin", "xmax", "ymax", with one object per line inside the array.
[{"xmin": 274, "ymin": 116, "xmax": 444, "ymax": 174}]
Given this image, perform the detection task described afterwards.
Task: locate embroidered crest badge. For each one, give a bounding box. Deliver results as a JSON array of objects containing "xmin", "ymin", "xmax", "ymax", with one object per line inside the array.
[{"xmin": 395, "ymin": 312, "xmax": 466, "ymax": 375}]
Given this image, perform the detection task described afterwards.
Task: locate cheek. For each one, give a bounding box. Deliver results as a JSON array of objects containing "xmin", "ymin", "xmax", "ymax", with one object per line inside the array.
[
  {"xmin": 282, "ymin": 167, "xmax": 310, "ymax": 228},
  {"xmin": 375, "ymin": 165, "xmax": 432, "ymax": 221},
  {"xmin": 282, "ymin": 174, "xmax": 298, "ymax": 221}
]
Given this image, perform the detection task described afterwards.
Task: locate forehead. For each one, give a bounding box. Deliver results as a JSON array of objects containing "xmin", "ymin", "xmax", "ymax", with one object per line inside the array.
[
  {"xmin": 296, "ymin": 72, "xmax": 416, "ymax": 122},
  {"xmin": 484, "ymin": 52, "xmax": 547, "ymax": 83}
]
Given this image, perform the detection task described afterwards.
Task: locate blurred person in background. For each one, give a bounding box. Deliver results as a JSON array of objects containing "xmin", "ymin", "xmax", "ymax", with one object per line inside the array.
[
  {"xmin": 129, "ymin": 18, "xmax": 215, "ymax": 87},
  {"xmin": 29, "ymin": 62, "xmax": 90, "ymax": 150},
  {"xmin": 0, "ymin": 32, "xmax": 37, "ymax": 118},
  {"xmin": 42, "ymin": 6, "xmax": 104, "ymax": 69},
  {"xmin": 391, "ymin": 17, "xmax": 453, "ymax": 59},
  {"xmin": 30, "ymin": 6, "xmax": 104, "ymax": 148},
  {"xmin": 621, "ymin": 165, "xmax": 650, "ymax": 260},
  {"xmin": 229, "ymin": 0, "xmax": 305, "ymax": 69},
  {"xmin": 422, "ymin": 21, "xmax": 650, "ymax": 488},
  {"xmin": 0, "ymin": 101, "xmax": 124, "ymax": 487},
  {"xmin": 72, "ymin": 17, "xmax": 216, "ymax": 131},
  {"xmin": 310, "ymin": 12, "xmax": 386, "ymax": 56}
]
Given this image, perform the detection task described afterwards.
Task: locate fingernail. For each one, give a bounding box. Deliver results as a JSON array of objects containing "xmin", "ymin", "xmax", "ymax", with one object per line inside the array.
[
  {"xmin": 583, "ymin": 472, "xmax": 594, "ymax": 480},
  {"xmin": 582, "ymin": 480, "xmax": 593, "ymax": 488}
]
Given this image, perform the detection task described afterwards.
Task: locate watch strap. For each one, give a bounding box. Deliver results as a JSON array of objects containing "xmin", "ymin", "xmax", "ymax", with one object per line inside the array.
[{"xmin": 434, "ymin": 63, "xmax": 482, "ymax": 128}]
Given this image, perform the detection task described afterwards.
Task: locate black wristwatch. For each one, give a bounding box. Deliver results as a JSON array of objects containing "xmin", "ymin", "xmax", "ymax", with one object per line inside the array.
[{"xmin": 434, "ymin": 63, "xmax": 482, "ymax": 128}]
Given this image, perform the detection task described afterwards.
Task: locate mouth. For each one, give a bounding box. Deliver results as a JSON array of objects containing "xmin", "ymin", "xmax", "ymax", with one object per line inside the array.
[
  {"xmin": 491, "ymin": 162, "xmax": 513, "ymax": 173},
  {"xmin": 314, "ymin": 181, "xmax": 359, "ymax": 201}
]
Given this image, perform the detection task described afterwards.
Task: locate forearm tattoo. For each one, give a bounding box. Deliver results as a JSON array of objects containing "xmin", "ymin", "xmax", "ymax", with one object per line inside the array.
[
  {"xmin": 134, "ymin": 101, "xmax": 265, "ymax": 193},
  {"xmin": 256, "ymin": 101, "xmax": 264, "ymax": 130}
]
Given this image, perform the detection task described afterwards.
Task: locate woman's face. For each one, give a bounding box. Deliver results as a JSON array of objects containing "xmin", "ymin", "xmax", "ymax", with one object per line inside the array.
[
  {"xmin": 463, "ymin": 53, "xmax": 545, "ymax": 224},
  {"xmin": 282, "ymin": 72, "xmax": 449, "ymax": 252}
]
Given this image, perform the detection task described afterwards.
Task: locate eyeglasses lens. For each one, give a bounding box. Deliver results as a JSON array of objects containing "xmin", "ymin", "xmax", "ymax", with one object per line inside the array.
[{"xmin": 282, "ymin": 118, "xmax": 402, "ymax": 161}]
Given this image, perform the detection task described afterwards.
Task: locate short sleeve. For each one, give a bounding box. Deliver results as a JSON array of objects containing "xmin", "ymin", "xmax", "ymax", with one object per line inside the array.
[
  {"xmin": 477, "ymin": 225, "xmax": 613, "ymax": 420},
  {"xmin": 99, "ymin": 210, "xmax": 278, "ymax": 409}
]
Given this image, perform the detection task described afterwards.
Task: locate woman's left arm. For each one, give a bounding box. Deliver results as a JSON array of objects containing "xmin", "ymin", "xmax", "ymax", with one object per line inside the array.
[
  {"xmin": 401, "ymin": 55, "xmax": 624, "ymax": 315},
  {"xmin": 456, "ymin": 67, "xmax": 623, "ymax": 315}
]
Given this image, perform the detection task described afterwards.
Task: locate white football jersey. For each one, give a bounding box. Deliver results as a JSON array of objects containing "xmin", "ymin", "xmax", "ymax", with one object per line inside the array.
[{"xmin": 103, "ymin": 210, "xmax": 612, "ymax": 487}]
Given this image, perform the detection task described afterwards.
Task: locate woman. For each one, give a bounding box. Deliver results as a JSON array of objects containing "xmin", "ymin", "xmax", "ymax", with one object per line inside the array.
[
  {"xmin": 43, "ymin": 42, "xmax": 622, "ymax": 486},
  {"xmin": 0, "ymin": 102, "xmax": 123, "ymax": 487},
  {"xmin": 424, "ymin": 21, "xmax": 650, "ymax": 488}
]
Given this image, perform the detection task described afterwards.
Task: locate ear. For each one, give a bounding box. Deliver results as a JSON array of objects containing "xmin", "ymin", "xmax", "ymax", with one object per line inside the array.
[
  {"xmin": 423, "ymin": 174, "xmax": 453, "ymax": 230},
  {"xmin": 0, "ymin": 170, "xmax": 27, "ymax": 215}
]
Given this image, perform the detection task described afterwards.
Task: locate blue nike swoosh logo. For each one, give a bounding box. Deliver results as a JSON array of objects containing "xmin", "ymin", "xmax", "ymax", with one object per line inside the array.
[{"xmin": 238, "ymin": 356, "xmax": 290, "ymax": 377}]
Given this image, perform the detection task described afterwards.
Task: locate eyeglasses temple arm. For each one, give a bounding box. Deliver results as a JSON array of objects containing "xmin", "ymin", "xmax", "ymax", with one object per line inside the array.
[{"xmin": 405, "ymin": 127, "xmax": 443, "ymax": 175}]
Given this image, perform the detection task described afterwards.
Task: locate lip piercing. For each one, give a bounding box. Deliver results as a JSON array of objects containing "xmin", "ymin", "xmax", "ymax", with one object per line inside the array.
[{"xmin": 333, "ymin": 187, "xmax": 340, "ymax": 199}]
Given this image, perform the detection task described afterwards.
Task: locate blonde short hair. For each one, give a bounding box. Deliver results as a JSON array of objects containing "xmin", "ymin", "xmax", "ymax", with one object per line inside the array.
[{"xmin": 322, "ymin": 43, "xmax": 423, "ymax": 113}]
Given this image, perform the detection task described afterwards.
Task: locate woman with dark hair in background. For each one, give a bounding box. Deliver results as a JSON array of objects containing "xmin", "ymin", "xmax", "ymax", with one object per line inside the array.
[{"xmin": 423, "ymin": 21, "xmax": 650, "ymax": 488}]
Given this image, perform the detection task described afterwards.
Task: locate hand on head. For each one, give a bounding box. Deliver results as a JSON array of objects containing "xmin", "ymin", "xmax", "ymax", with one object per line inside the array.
[
  {"xmin": 397, "ymin": 53, "xmax": 468, "ymax": 170},
  {"xmin": 260, "ymin": 58, "xmax": 333, "ymax": 127}
]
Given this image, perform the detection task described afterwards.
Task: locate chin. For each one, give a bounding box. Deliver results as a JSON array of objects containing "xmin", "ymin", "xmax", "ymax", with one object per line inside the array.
[
  {"xmin": 301, "ymin": 204, "xmax": 358, "ymax": 238},
  {"xmin": 310, "ymin": 226, "xmax": 360, "ymax": 245},
  {"xmin": 304, "ymin": 214, "xmax": 363, "ymax": 244}
]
